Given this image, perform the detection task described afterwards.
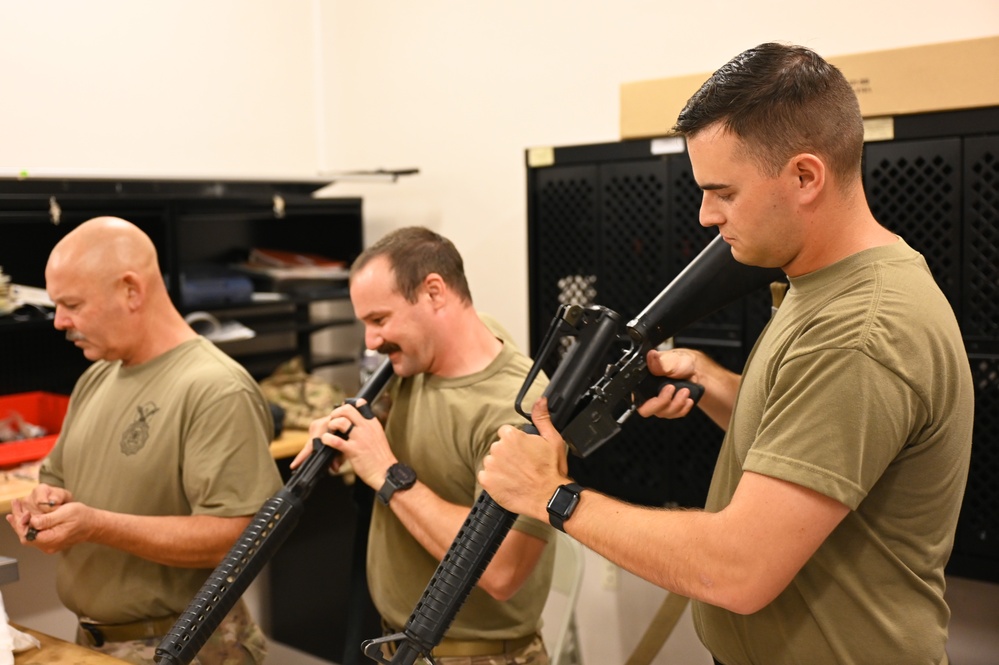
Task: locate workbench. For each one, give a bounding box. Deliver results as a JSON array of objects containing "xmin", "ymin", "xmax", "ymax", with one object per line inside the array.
[{"xmin": 11, "ymin": 625, "xmax": 129, "ymax": 664}]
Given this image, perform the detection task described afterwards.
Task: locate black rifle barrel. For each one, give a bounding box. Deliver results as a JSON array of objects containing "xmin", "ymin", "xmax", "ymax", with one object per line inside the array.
[
  {"xmin": 627, "ymin": 235, "xmax": 784, "ymax": 348},
  {"xmin": 155, "ymin": 358, "xmax": 395, "ymax": 665}
]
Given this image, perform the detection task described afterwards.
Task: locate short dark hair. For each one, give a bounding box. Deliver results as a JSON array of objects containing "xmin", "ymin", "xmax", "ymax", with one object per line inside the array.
[
  {"xmin": 351, "ymin": 226, "xmax": 473, "ymax": 304},
  {"xmin": 673, "ymin": 42, "xmax": 864, "ymax": 185}
]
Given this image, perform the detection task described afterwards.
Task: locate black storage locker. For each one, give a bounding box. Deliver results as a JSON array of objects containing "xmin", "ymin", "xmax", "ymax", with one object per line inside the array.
[
  {"xmin": 526, "ymin": 106, "xmax": 999, "ymax": 583},
  {"xmin": 527, "ymin": 141, "xmax": 761, "ymax": 509}
]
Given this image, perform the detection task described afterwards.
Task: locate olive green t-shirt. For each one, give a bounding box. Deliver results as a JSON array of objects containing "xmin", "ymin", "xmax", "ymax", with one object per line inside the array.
[
  {"xmin": 367, "ymin": 335, "xmax": 555, "ymax": 640},
  {"xmin": 40, "ymin": 337, "xmax": 282, "ymax": 623},
  {"xmin": 694, "ymin": 240, "xmax": 973, "ymax": 665}
]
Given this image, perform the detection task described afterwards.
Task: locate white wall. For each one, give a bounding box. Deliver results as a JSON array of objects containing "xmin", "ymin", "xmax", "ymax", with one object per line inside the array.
[
  {"xmin": 0, "ymin": 0, "xmax": 318, "ymax": 178},
  {"xmin": 1, "ymin": 2, "xmax": 998, "ymax": 664},
  {"xmin": 317, "ymin": 0, "xmax": 999, "ymax": 351}
]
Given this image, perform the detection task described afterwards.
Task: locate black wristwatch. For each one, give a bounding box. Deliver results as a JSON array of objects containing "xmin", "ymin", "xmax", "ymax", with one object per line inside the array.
[
  {"xmin": 377, "ymin": 462, "xmax": 417, "ymax": 505},
  {"xmin": 547, "ymin": 482, "xmax": 584, "ymax": 532}
]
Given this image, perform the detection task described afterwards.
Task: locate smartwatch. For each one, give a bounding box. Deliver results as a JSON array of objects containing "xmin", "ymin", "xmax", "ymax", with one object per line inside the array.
[
  {"xmin": 377, "ymin": 462, "xmax": 417, "ymax": 505},
  {"xmin": 547, "ymin": 482, "xmax": 585, "ymax": 532}
]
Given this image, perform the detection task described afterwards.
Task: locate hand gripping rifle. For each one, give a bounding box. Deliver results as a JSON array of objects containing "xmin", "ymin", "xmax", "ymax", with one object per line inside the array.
[
  {"xmin": 361, "ymin": 235, "xmax": 783, "ymax": 664},
  {"xmin": 155, "ymin": 358, "xmax": 396, "ymax": 665}
]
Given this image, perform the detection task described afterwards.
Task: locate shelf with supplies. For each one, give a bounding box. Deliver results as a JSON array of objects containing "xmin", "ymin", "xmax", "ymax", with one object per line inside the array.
[
  {"xmin": 0, "ymin": 176, "xmax": 366, "ymax": 394},
  {"xmin": 181, "ymin": 286, "xmax": 361, "ymax": 378},
  {"xmin": 0, "ymin": 175, "xmax": 377, "ymax": 663}
]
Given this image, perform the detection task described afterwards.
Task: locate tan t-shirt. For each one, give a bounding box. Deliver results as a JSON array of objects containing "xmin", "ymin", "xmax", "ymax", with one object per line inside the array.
[
  {"xmin": 367, "ymin": 334, "xmax": 554, "ymax": 640},
  {"xmin": 40, "ymin": 337, "xmax": 282, "ymax": 623},
  {"xmin": 694, "ymin": 240, "xmax": 973, "ymax": 665}
]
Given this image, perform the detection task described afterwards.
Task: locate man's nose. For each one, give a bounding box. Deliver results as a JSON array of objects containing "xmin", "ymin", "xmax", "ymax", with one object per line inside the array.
[
  {"xmin": 52, "ymin": 307, "xmax": 70, "ymax": 330},
  {"xmin": 699, "ymin": 194, "xmax": 724, "ymax": 228}
]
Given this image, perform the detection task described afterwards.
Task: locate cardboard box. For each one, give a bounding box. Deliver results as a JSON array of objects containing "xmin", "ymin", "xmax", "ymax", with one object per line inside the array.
[
  {"xmin": 0, "ymin": 391, "xmax": 70, "ymax": 467},
  {"xmin": 620, "ymin": 71, "xmax": 710, "ymax": 143},
  {"xmin": 621, "ymin": 35, "xmax": 999, "ymax": 139}
]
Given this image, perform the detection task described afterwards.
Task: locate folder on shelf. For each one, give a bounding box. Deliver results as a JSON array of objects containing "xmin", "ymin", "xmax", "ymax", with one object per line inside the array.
[{"xmin": 233, "ymin": 248, "xmax": 350, "ymax": 294}]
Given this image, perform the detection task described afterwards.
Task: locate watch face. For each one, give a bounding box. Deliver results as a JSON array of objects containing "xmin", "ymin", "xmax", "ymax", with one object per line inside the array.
[
  {"xmin": 548, "ymin": 486, "xmax": 580, "ymax": 516},
  {"xmin": 389, "ymin": 463, "xmax": 417, "ymax": 486}
]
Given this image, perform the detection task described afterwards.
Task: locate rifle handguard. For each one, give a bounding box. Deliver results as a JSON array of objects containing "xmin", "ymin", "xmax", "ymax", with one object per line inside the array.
[{"xmin": 155, "ymin": 358, "xmax": 395, "ymax": 665}]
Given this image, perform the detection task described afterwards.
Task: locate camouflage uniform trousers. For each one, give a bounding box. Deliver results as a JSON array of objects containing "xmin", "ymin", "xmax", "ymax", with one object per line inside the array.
[
  {"xmin": 381, "ymin": 634, "xmax": 550, "ymax": 665},
  {"xmin": 75, "ymin": 599, "xmax": 267, "ymax": 665}
]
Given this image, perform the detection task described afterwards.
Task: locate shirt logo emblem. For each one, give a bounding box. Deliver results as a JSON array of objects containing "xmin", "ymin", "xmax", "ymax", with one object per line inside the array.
[{"xmin": 121, "ymin": 402, "xmax": 160, "ymax": 455}]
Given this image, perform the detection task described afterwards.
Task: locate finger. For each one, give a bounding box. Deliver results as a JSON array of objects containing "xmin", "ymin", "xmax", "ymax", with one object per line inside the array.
[
  {"xmin": 42, "ymin": 487, "xmax": 72, "ymax": 506},
  {"xmin": 290, "ymin": 446, "xmax": 310, "ymax": 469},
  {"xmin": 329, "ymin": 407, "xmax": 364, "ymax": 437},
  {"xmin": 308, "ymin": 414, "xmax": 330, "ymax": 437},
  {"xmin": 647, "ymin": 348, "xmax": 685, "ymax": 378},
  {"xmin": 638, "ymin": 391, "xmax": 694, "ymax": 420},
  {"xmin": 321, "ymin": 419, "xmax": 356, "ymax": 447},
  {"xmin": 675, "ymin": 396, "xmax": 696, "ymax": 416},
  {"xmin": 330, "ymin": 402, "xmax": 363, "ymax": 421},
  {"xmin": 478, "ymin": 445, "xmax": 508, "ymax": 493},
  {"xmin": 28, "ymin": 511, "xmax": 49, "ymax": 533},
  {"xmin": 530, "ymin": 399, "xmax": 571, "ymax": 476},
  {"xmin": 646, "ymin": 348, "xmax": 668, "ymax": 376},
  {"xmin": 530, "ymin": 397, "xmax": 562, "ymax": 443},
  {"xmin": 636, "ymin": 382, "xmax": 677, "ymax": 417}
]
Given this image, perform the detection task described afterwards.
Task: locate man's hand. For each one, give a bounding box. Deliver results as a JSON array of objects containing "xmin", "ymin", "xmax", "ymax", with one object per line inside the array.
[
  {"xmin": 5, "ymin": 483, "xmax": 72, "ymax": 544},
  {"xmin": 637, "ymin": 348, "xmax": 701, "ymax": 419},
  {"xmin": 479, "ymin": 397, "xmax": 570, "ymax": 522},
  {"xmin": 638, "ymin": 348, "xmax": 740, "ymax": 431},
  {"xmin": 292, "ymin": 400, "xmax": 397, "ymax": 491},
  {"xmin": 7, "ymin": 487, "xmax": 96, "ymax": 554}
]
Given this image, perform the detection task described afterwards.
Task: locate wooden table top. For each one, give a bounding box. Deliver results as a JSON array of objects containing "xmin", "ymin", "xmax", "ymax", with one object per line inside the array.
[
  {"xmin": 12, "ymin": 624, "xmax": 130, "ymax": 664},
  {"xmin": 0, "ymin": 474, "xmax": 41, "ymax": 516},
  {"xmin": 269, "ymin": 428, "xmax": 311, "ymax": 461}
]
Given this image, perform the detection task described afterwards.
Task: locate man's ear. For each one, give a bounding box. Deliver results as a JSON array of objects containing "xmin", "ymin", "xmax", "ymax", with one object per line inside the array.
[
  {"xmin": 792, "ymin": 153, "xmax": 825, "ymax": 205},
  {"xmin": 121, "ymin": 272, "xmax": 144, "ymax": 311},
  {"xmin": 423, "ymin": 272, "xmax": 447, "ymax": 308}
]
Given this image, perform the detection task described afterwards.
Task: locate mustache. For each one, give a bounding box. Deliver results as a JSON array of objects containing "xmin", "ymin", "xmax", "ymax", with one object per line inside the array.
[
  {"xmin": 66, "ymin": 331, "xmax": 86, "ymax": 342},
  {"xmin": 376, "ymin": 342, "xmax": 401, "ymax": 355}
]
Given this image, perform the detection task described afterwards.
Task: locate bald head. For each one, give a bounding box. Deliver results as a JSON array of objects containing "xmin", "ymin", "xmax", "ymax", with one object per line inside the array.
[
  {"xmin": 48, "ymin": 216, "xmax": 160, "ymax": 287},
  {"xmin": 46, "ymin": 216, "xmax": 192, "ymax": 366}
]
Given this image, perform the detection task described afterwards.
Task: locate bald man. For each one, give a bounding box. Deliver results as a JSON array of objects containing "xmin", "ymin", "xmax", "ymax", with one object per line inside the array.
[{"xmin": 6, "ymin": 217, "xmax": 282, "ymax": 665}]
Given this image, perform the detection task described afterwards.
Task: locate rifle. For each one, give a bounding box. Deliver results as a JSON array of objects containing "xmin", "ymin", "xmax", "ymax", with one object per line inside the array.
[
  {"xmin": 155, "ymin": 358, "xmax": 396, "ymax": 665},
  {"xmin": 361, "ymin": 235, "xmax": 783, "ymax": 664}
]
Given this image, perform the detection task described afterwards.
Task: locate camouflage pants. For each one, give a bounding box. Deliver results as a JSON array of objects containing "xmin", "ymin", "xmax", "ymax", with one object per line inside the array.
[
  {"xmin": 379, "ymin": 633, "xmax": 549, "ymax": 665},
  {"xmin": 75, "ymin": 599, "xmax": 267, "ymax": 665}
]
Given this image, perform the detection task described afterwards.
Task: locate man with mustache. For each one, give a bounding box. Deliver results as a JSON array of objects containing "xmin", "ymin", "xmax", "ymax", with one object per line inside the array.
[
  {"xmin": 297, "ymin": 226, "xmax": 554, "ymax": 664},
  {"xmin": 7, "ymin": 216, "xmax": 282, "ymax": 665}
]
